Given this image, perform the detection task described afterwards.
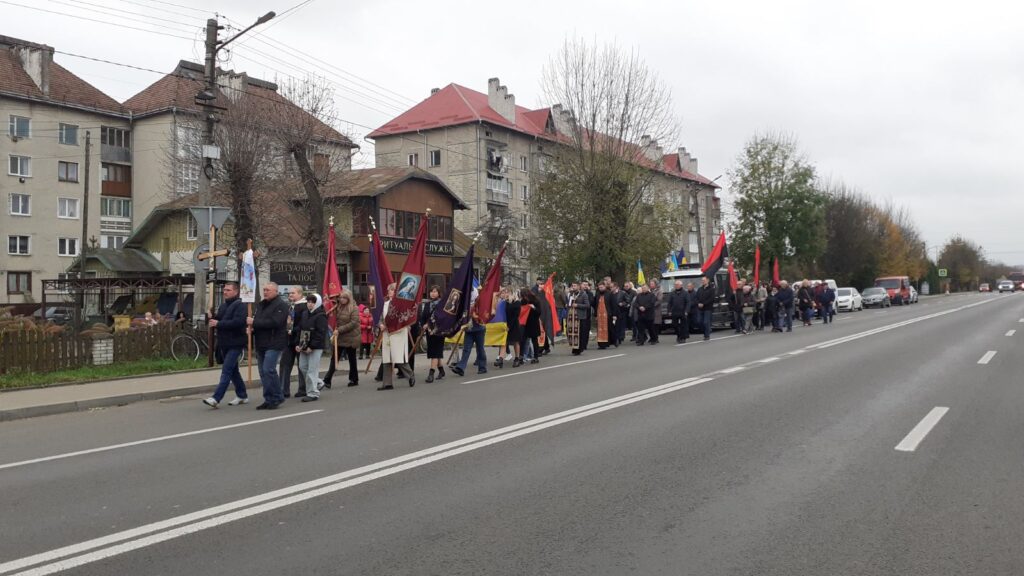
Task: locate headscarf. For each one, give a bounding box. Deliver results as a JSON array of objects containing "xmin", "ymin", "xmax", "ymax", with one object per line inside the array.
[{"xmin": 308, "ymin": 293, "xmax": 323, "ymax": 312}]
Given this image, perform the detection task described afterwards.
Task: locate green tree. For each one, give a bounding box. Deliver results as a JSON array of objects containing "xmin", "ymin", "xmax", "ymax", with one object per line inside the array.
[
  {"xmin": 938, "ymin": 235, "xmax": 984, "ymax": 291},
  {"xmin": 727, "ymin": 132, "xmax": 826, "ymax": 272}
]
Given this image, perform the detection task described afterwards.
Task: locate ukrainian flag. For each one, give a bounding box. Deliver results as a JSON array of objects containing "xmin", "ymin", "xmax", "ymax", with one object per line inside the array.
[{"xmin": 637, "ymin": 260, "xmax": 646, "ymax": 285}]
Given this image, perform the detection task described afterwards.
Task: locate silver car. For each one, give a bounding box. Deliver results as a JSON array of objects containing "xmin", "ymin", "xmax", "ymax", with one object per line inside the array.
[{"xmin": 861, "ymin": 287, "xmax": 891, "ymax": 308}]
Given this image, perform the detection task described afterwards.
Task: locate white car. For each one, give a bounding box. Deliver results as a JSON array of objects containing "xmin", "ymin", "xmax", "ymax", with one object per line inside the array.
[
  {"xmin": 835, "ymin": 287, "xmax": 863, "ymax": 312},
  {"xmin": 998, "ymin": 280, "xmax": 1014, "ymax": 293}
]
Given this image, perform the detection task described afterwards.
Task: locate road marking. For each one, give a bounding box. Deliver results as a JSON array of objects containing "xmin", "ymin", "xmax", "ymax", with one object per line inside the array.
[
  {"xmin": 895, "ymin": 407, "xmax": 949, "ymax": 452},
  {"xmin": 675, "ymin": 333, "xmax": 745, "ymax": 347},
  {"xmin": 0, "ymin": 377, "xmax": 716, "ymax": 576},
  {"xmin": 462, "ymin": 354, "xmax": 625, "ymax": 384},
  {"xmin": 719, "ymin": 366, "xmax": 745, "ymax": 374},
  {"xmin": 788, "ymin": 350, "xmax": 807, "ymax": 356},
  {"xmin": 0, "ymin": 411, "xmax": 323, "ymax": 471},
  {"xmin": 758, "ymin": 357, "xmax": 780, "ymax": 363},
  {"xmin": 978, "ymin": 351, "xmax": 997, "ymax": 365},
  {"xmin": 1006, "ymin": 330, "xmax": 1016, "ymax": 337},
  {"xmin": 1019, "ymin": 318, "xmax": 1024, "ymax": 323}
]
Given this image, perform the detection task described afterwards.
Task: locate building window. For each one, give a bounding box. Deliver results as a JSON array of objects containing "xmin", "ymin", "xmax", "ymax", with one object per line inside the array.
[
  {"xmin": 58, "ymin": 161, "xmax": 79, "ymax": 182},
  {"xmin": 429, "ymin": 149, "xmax": 441, "ymax": 167},
  {"xmin": 58, "ymin": 237, "xmax": 79, "ymax": 257},
  {"xmin": 186, "ymin": 212, "xmax": 199, "ymax": 240},
  {"xmin": 9, "ymin": 155, "xmax": 31, "ymax": 177},
  {"xmin": 428, "ymin": 215, "xmax": 452, "ymax": 241},
  {"xmin": 177, "ymin": 161, "xmax": 199, "ymax": 197},
  {"xmin": 101, "ymin": 126, "xmax": 130, "ymax": 149},
  {"xmin": 521, "ymin": 184, "xmax": 529, "ymax": 202},
  {"xmin": 8, "ymin": 115, "xmax": 30, "ymax": 138},
  {"xmin": 688, "ymin": 232, "xmax": 699, "ymax": 258},
  {"xmin": 9, "ymin": 193, "xmax": 30, "ymax": 216},
  {"xmin": 521, "ymin": 213, "xmax": 529, "ymax": 229},
  {"xmin": 101, "ymin": 235, "xmax": 126, "ymax": 249},
  {"xmin": 8, "ymin": 235, "xmax": 30, "ymax": 255},
  {"xmin": 520, "ymin": 155, "xmax": 528, "ymax": 172},
  {"xmin": 408, "ymin": 153, "xmax": 419, "ymax": 167},
  {"xmin": 102, "ymin": 163, "xmax": 129, "ymax": 182},
  {"xmin": 58, "ymin": 197, "xmax": 80, "ymax": 219},
  {"xmin": 100, "ymin": 197, "xmax": 132, "ymax": 218},
  {"xmin": 6, "ymin": 271, "xmax": 30, "ymax": 294},
  {"xmin": 59, "ymin": 123, "xmax": 78, "ymax": 145}
]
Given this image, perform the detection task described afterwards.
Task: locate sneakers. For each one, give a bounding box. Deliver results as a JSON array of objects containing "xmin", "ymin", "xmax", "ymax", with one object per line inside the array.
[
  {"xmin": 301, "ymin": 396, "xmax": 319, "ymax": 402},
  {"xmin": 202, "ymin": 397, "xmax": 218, "ymax": 408},
  {"xmin": 316, "ymin": 380, "xmax": 325, "ymax": 391},
  {"xmin": 227, "ymin": 397, "xmax": 249, "ymax": 406}
]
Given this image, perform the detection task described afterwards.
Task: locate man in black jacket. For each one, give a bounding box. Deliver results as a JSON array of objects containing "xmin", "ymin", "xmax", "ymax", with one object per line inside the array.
[
  {"xmin": 248, "ymin": 282, "xmax": 289, "ymax": 409},
  {"xmin": 634, "ymin": 284, "xmax": 658, "ymax": 345},
  {"xmin": 278, "ymin": 286, "xmax": 307, "ymax": 398},
  {"xmin": 695, "ymin": 276, "xmax": 717, "ymax": 341},
  {"xmin": 776, "ymin": 280, "xmax": 795, "ymax": 332},
  {"xmin": 204, "ymin": 282, "xmax": 249, "ymax": 408},
  {"xmin": 667, "ymin": 280, "xmax": 691, "ymax": 343}
]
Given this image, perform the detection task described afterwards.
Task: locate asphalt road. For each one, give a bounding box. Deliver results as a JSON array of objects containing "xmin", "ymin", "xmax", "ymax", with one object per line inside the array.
[{"xmin": 1, "ymin": 292, "xmax": 1022, "ymax": 575}]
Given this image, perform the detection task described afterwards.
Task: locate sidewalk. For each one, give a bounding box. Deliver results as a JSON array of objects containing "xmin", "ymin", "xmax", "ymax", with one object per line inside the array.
[{"xmin": 0, "ymin": 355, "xmax": 347, "ymax": 422}]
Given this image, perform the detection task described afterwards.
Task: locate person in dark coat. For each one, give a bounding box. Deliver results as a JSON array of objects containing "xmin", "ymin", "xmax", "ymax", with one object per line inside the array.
[
  {"xmin": 248, "ymin": 282, "xmax": 289, "ymax": 409},
  {"xmin": 521, "ymin": 289, "xmax": 543, "ymax": 364},
  {"xmin": 567, "ymin": 282, "xmax": 591, "ymax": 355},
  {"xmin": 765, "ymin": 286, "xmax": 780, "ymax": 332},
  {"xmin": 609, "ymin": 282, "xmax": 626, "ymax": 346},
  {"xmin": 620, "ymin": 281, "xmax": 637, "ymax": 341},
  {"xmin": 532, "ymin": 278, "xmax": 553, "ymax": 356},
  {"xmin": 776, "ymin": 281, "xmax": 795, "ymax": 332},
  {"xmin": 817, "ymin": 283, "xmax": 836, "ymax": 324},
  {"xmin": 731, "ymin": 281, "xmax": 747, "ymax": 334},
  {"xmin": 796, "ymin": 280, "xmax": 815, "ymax": 326},
  {"xmin": 505, "ymin": 291, "xmax": 524, "ymax": 366},
  {"xmin": 203, "ymin": 282, "xmax": 249, "ymax": 408},
  {"xmin": 279, "ymin": 286, "xmax": 307, "ymax": 398},
  {"xmin": 667, "ymin": 280, "xmax": 691, "ymax": 343},
  {"xmin": 695, "ymin": 276, "xmax": 717, "ymax": 341},
  {"xmin": 686, "ymin": 282, "xmax": 700, "ymax": 334},
  {"xmin": 420, "ymin": 286, "xmax": 447, "ymax": 382},
  {"xmin": 633, "ymin": 284, "xmax": 658, "ymax": 345},
  {"xmin": 324, "ymin": 290, "xmax": 361, "ymax": 388},
  {"xmin": 295, "ymin": 294, "xmax": 328, "ymax": 402}
]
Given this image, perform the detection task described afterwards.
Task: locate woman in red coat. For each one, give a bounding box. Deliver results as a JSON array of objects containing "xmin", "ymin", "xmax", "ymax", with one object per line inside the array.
[{"xmin": 358, "ymin": 304, "xmax": 373, "ymax": 359}]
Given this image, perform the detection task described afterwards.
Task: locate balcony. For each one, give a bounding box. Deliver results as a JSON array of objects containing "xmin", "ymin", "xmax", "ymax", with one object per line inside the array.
[
  {"xmin": 486, "ymin": 176, "xmax": 510, "ymax": 205},
  {"xmin": 101, "ymin": 144, "xmax": 131, "ymax": 164}
]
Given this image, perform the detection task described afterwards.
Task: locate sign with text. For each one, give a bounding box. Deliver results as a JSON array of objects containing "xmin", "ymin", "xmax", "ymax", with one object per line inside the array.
[
  {"xmin": 270, "ymin": 261, "xmax": 317, "ymax": 286},
  {"xmin": 380, "ymin": 236, "xmax": 453, "ymax": 256},
  {"xmin": 938, "ymin": 268, "xmax": 948, "ymax": 278}
]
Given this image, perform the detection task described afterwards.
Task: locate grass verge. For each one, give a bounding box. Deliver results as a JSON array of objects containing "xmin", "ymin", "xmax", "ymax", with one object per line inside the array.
[{"xmin": 0, "ymin": 357, "xmax": 210, "ymax": 390}]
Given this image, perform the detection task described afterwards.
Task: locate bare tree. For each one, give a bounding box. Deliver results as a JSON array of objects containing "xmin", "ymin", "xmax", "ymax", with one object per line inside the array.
[{"xmin": 530, "ymin": 38, "xmax": 682, "ymax": 281}]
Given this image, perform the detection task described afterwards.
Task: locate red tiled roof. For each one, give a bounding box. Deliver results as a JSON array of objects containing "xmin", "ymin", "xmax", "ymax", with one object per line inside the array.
[
  {"xmin": 124, "ymin": 61, "xmax": 356, "ymax": 148},
  {"xmin": 0, "ymin": 43, "xmax": 124, "ymax": 114},
  {"xmin": 368, "ymin": 83, "xmax": 555, "ymax": 140},
  {"xmin": 662, "ymin": 153, "xmax": 719, "ymax": 188}
]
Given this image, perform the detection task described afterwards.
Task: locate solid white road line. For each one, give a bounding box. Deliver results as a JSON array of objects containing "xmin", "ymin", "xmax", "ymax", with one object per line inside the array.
[
  {"xmin": 675, "ymin": 333, "xmax": 745, "ymax": 347},
  {"xmin": 1006, "ymin": 330, "xmax": 1016, "ymax": 337},
  {"xmin": 719, "ymin": 366, "xmax": 745, "ymax": 374},
  {"xmin": 0, "ymin": 376, "xmax": 716, "ymax": 576},
  {"xmin": 895, "ymin": 407, "xmax": 950, "ymax": 452},
  {"xmin": 0, "ymin": 411, "xmax": 323, "ymax": 471},
  {"xmin": 462, "ymin": 354, "xmax": 625, "ymax": 384},
  {"xmin": 977, "ymin": 351, "xmax": 997, "ymax": 365},
  {"xmin": 757, "ymin": 357, "xmax": 780, "ymax": 363}
]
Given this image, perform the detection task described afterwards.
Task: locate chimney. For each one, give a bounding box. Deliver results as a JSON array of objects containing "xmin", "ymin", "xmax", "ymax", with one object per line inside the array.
[
  {"xmin": 487, "ymin": 77, "xmax": 516, "ymax": 124},
  {"xmin": 216, "ymin": 71, "xmax": 247, "ymax": 103},
  {"xmin": 430, "ymin": 87, "xmax": 440, "ymax": 95},
  {"xmin": 678, "ymin": 147, "xmax": 699, "ymax": 174},
  {"xmin": 550, "ymin": 104, "xmax": 576, "ymax": 135},
  {"xmin": 639, "ymin": 136, "xmax": 661, "ymax": 162},
  {"xmin": 12, "ymin": 41, "xmax": 53, "ymax": 96}
]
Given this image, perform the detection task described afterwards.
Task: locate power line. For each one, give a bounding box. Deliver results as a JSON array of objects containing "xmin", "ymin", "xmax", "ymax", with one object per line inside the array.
[
  {"xmin": 111, "ymin": 0, "xmax": 197, "ymax": 19},
  {"xmin": 0, "ymin": 0, "xmax": 193, "ymax": 40},
  {"xmin": 58, "ymin": 0, "xmax": 198, "ymax": 29},
  {"xmin": 134, "ymin": 0, "xmax": 211, "ymax": 15}
]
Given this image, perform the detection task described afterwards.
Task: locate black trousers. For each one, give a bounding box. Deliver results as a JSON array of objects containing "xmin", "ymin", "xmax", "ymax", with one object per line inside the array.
[
  {"xmin": 637, "ymin": 317, "xmax": 657, "ymax": 344},
  {"xmin": 278, "ymin": 345, "xmax": 304, "ymax": 397},
  {"xmin": 578, "ymin": 318, "xmax": 591, "ymax": 351},
  {"xmin": 324, "ymin": 346, "xmax": 358, "ymax": 385},
  {"xmin": 672, "ymin": 314, "xmax": 688, "ymax": 340}
]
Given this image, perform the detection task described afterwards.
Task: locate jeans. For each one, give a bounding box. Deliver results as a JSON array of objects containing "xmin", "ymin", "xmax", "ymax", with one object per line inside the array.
[
  {"xmin": 213, "ymin": 347, "xmax": 247, "ymax": 402},
  {"xmin": 255, "ymin": 348, "xmax": 283, "ymax": 405},
  {"xmin": 297, "ymin": 349, "xmax": 323, "ymax": 398},
  {"xmin": 457, "ymin": 328, "xmax": 487, "ymax": 371},
  {"xmin": 278, "ymin": 345, "xmax": 304, "ymax": 397},
  {"xmin": 822, "ymin": 303, "xmax": 833, "ymax": 323},
  {"xmin": 782, "ymin": 305, "xmax": 794, "ymax": 331},
  {"xmin": 701, "ymin": 309, "xmax": 713, "ymax": 339}
]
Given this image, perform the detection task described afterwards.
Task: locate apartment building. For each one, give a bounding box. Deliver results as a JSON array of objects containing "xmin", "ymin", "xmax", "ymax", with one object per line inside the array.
[
  {"xmin": 1, "ymin": 35, "xmax": 133, "ymax": 304},
  {"xmin": 369, "ymin": 78, "xmax": 720, "ymax": 284}
]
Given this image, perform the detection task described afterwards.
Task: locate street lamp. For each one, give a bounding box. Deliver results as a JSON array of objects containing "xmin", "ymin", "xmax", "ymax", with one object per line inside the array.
[{"xmin": 218, "ymin": 11, "xmax": 276, "ymax": 50}]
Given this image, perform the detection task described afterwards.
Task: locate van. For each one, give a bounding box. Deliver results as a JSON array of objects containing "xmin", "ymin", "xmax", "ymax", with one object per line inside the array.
[
  {"xmin": 875, "ymin": 276, "xmax": 912, "ymax": 305},
  {"xmin": 658, "ymin": 264, "xmax": 732, "ymax": 332}
]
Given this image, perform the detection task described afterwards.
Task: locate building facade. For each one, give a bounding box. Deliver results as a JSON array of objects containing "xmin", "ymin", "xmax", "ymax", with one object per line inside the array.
[{"xmin": 370, "ymin": 78, "xmax": 721, "ymax": 285}]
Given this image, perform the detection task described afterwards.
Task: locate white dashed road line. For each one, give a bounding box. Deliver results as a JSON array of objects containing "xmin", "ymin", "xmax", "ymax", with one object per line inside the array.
[
  {"xmin": 895, "ymin": 407, "xmax": 950, "ymax": 452},
  {"xmin": 977, "ymin": 351, "xmax": 997, "ymax": 365},
  {"xmin": 719, "ymin": 366, "xmax": 745, "ymax": 374},
  {"xmin": 1006, "ymin": 330, "xmax": 1016, "ymax": 337}
]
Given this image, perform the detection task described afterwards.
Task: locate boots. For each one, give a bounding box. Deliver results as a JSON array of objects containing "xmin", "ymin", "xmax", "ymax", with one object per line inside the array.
[
  {"xmin": 512, "ymin": 357, "xmax": 523, "ymax": 368},
  {"xmin": 426, "ymin": 369, "xmax": 435, "ymax": 383},
  {"xmin": 437, "ymin": 366, "xmax": 445, "ymax": 380}
]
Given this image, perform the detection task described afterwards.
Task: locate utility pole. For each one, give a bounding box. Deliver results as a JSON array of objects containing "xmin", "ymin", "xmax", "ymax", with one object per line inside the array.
[
  {"xmin": 77, "ymin": 131, "xmax": 91, "ymax": 327},
  {"xmin": 691, "ymin": 189, "xmax": 704, "ymax": 264}
]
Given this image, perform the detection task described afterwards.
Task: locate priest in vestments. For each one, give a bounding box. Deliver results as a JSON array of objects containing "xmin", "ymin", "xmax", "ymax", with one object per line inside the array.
[
  {"xmin": 595, "ymin": 282, "xmax": 614, "ymax": 349},
  {"xmin": 566, "ymin": 282, "xmax": 590, "ymax": 355}
]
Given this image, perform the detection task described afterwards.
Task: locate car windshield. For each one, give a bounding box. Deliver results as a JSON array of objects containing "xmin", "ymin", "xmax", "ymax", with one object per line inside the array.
[
  {"xmin": 875, "ymin": 278, "xmax": 901, "ymax": 290},
  {"xmin": 863, "ymin": 287, "xmax": 884, "ymax": 295},
  {"xmin": 837, "ymin": 289, "xmax": 851, "ymax": 296}
]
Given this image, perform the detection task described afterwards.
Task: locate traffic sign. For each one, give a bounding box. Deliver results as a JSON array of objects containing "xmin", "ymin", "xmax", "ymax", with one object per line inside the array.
[{"xmin": 938, "ymin": 268, "xmax": 948, "ymax": 278}]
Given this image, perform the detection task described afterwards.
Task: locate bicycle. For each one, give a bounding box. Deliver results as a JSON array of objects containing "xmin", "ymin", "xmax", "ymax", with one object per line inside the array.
[{"xmin": 171, "ymin": 329, "xmax": 207, "ymax": 362}]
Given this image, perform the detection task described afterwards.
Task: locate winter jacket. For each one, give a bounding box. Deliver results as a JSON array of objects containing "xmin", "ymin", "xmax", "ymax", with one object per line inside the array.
[
  {"xmin": 214, "ymin": 296, "xmax": 247, "ymax": 350},
  {"xmin": 571, "ymin": 290, "xmax": 591, "ymax": 320},
  {"xmin": 777, "ymin": 287, "xmax": 795, "ymax": 308},
  {"xmin": 297, "ymin": 306, "xmax": 328, "ymax": 351},
  {"xmin": 695, "ymin": 284, "xmax": 716, "ymax": 309},
  {"xmin": 522, "ymin": 303, "xmax": 542, "ymax": 339},
  {"xmin": 667, "ymin": 288, "xmax": 691, "ymax": 317},
  {"xmin": 618, "ymin": 288, "xmax": 635, "ymax": 317},
  {"xmin": 634, "ymin": 292, "xmax": 657, "ymax": 321},
  {"xmin": 252, "ymin": 296, "xmax": 289, "ymax": 351},
  {"xmin": 287, "ymin": 302, "xmax": 307, "ymax": 346},
  {"xmin": 359, "ymin": 310, "xmax": 374, "ymax": 344},
  {"xmin": 333, "ymin": 304, "xmax": 360, "ymax": 349},
  {"xmin": 797, "ymin": 287, "xmax": 814, "ymax": 310}
]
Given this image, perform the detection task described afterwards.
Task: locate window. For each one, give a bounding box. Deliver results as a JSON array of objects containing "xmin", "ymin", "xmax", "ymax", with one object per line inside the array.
[
  {"xmin": 7, "ymin": 271, "xmax": 30, "ymax": 294},
  {"xmin": 58, "ymin": 197, "xmax": 80, "ymax": 219},
  {"xmin": 537, "ymin": 155, "xmax": 549, "ymax": 173},
  {"xmin": 101, "ymin": 197, "xmax": 132, "ymax": 218},
  {"xmin": 186, "ymin": 212, "xmax": 199, "ymax": 240},
  {"xmin": 58, "ymin": 161, "xmax": 79, "ymax": 182},
  {"xmin": 407, "ymin": 153, "xmax": 419, "ymax": 167},
  {"xmin": 59, "ymin": 123, "xmax": 78, "ymax": 145},
  {"xmin": 429, "ymin": 149, "xmax": 441, "ymax": 167},
  {"xmin": 521, "ymin": 184, "xmax": 529, "ymax": 202},
  {"xmin": 58, "ymin": 237, "xmax": 79, "ymax": 257},
  {"xmin": 8, "ymin": 235, "xmax": 30, "ymax": 255},
  {"xmin": 101, "ymin": 235, "xmax": 126, "ymax": 249},
  {"xmin": 8, "ymin": 116, "xmax": 30, "ymax": 138},
  {"xmin": 9, "ymin": 155, "xmax": 30, "ymax": 177},
  {"xmin": 177, "ymin": 161, "xmax": 199, "ymax": 196},
  {"xmin": 9, "ymin": 193, "xmax": 30, "ymax": 216},
  {"xmin": 102, "ymin": 163, "xmax": 129, "ymax": 182},
  {"xmin": 101, "ymin": 126, "xmax": 130, "ymax": 148},
  {"xmin": 520, "ymin": 155, "xmax": 528, "ymax": 172},
  {"xmin": 521, "ymin": 213, "xmax": 529, "ymax": 229}
]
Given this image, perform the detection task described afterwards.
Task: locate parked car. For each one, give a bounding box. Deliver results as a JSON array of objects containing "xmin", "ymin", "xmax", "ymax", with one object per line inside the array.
[
  {"xmin": 862, "ymin": 287, "xmax": 891, "ymax": 308},
  {"xmin": 979, "ymin": 283, "xmax": 991, "ymax": 293},
  {"xmin": 32, "ymin": 306, "xmax": 72, "ymax": 325},
  {"xmin": 876, "ymin": 275, "xmax": 912, "ymax": 305},
  {"xmin": 908, "ymin": 285, "xmax": 919, "ymax": 303},
  {"xmin": 998, "ymin": 280, "xmax": 1014, "ymax": 293},
  {"xmin": 835, "ymin": 288, "xmax": 863, "ymax": 312}
]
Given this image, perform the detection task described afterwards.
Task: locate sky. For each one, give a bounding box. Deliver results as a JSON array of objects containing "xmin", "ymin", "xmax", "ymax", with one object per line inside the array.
[{"xmin": 7, "ymin": 0, "xmax": 1023, "ymax": 265}]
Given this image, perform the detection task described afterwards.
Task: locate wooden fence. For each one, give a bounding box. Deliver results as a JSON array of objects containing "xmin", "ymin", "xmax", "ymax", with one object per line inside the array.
[{"xmin": 0, "ymin": 323, "xmax": 180, "ymax": 375}]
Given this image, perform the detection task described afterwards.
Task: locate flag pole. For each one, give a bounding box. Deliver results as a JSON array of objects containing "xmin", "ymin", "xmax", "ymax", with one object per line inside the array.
[{"xmin": 244, "ymin": 238, "xmax": 254, "ymax": 388}]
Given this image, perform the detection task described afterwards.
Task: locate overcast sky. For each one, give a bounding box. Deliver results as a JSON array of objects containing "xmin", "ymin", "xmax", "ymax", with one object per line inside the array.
[{"xmin": 9, "ymin": 0, "xmax": 1023, "ymax": 265}]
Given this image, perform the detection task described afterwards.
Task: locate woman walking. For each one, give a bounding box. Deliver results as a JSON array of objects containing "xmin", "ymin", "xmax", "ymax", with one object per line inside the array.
[
  {"xmin": 505, "ymin": 289, "xmax": 524, "ymax": 367},
  {"xmin": 419, "ymin": 285, "xmax": 447, "ymax": 382},
  {"xmin": 331, "ymin": 290, "xmax": 360, "ymax": 387},
  {"xmin": 295, "ymin": 293, "xmax": 328, "ymax": 402},
  {"xmin": 521, "ymin": 288, "xmax": 542, "ymax": 365}
]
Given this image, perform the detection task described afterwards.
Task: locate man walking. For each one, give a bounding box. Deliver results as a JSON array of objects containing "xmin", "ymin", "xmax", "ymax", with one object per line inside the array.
[
  {"xmin": 696, "ymin": 276, "xmax": 716, "ymax": 341},
  {"xmin": 667, "ymin": 280, "xmax": 690, "ymax": 343},
  {"xmin": 278, "ymin": 286, "xmax": 306, "ymax": 398},
  {"xmin": 248, "ymin": 282, "xmax": 289, "ymax": 409},
  {"xmin": 203, "ymin": 282, "xmax": 249, "ymax": 408},
  {"xmin": 634, "ymin": 284, "xmax": 657, "ymax": 345},
  {"xmin": 452, "ymin": 292, "xmax": 488, "ymax": 376},
  {"xmin": 818, "ymin": 282, "xmax": 836, "ymax": 324},
  {"xmin": 777, "ymin": 280, "xmax": 795, "ymax": 332}
]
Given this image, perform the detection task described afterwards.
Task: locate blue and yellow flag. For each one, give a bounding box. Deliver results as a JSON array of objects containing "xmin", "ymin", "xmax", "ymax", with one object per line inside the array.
[{"xmin": 637, "ymin": 260, "xmax": 646, "ymax": 285}]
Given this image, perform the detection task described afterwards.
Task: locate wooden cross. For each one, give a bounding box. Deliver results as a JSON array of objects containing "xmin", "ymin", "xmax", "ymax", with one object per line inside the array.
[
  {"xmin": 237, "ymin": 238, "xmax": 260, "ymax": 261},
  {"xmin": 197, "ymin": 225, "xmax": 230, "ymax": 263}
]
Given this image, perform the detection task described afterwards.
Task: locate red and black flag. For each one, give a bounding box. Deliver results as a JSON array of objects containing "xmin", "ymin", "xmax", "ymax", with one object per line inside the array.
[
  {"xmin": 753, "ymin": 245, "xmax": 761, "ymax": 287},
  {"xmin": 727, "ymin": 260, "xmax": 739, "ymax": 293},
  {"xmin": 322, "ymin": 222, "xmax": 343, "ymax": 329},
  {"xmin": 701, "ymin": 231, "xmax": 729, "ymax": 278}
]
